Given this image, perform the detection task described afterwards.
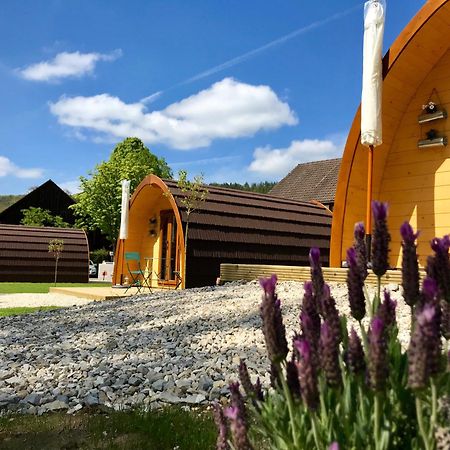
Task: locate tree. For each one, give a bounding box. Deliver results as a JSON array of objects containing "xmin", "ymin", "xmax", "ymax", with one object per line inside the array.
[
  {"xmin": 48, "ymin": 239, "xmax": 64, "ymax": 285},
  {"xmin": 71, "ymin": 137, "xmax": 172, "ymax": 248},
  {"xmin": 176, "ymin": 170, "xmax": 208, "ymax": 285},
  {"xmin": 209, "ymin": 181, "xmax": 277, "ymax": 194},
  {"xmin": 21, "ymin": 207, "xmax": 70, "ymax": 228}
]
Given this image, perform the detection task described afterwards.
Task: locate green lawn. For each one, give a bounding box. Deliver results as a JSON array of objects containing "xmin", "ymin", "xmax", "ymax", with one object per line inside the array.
[
  {"xmin": 0, "ymin": 407, "xmax": 217, "ymax": 450},
  {"xmin": 0, "ymin": 306, "xmax": 61, "ymax": 317},
  {"xmin": 0, "ymin": 282, "xmax": 111, "ymax": 294}
]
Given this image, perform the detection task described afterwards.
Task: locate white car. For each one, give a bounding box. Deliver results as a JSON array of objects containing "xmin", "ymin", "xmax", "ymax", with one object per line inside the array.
[{"xmin": 89, "ymin": 260, "xmax": 97, "ymax": 277}]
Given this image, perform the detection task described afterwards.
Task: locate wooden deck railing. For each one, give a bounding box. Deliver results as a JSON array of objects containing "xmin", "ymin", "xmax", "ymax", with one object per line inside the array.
[{"xmin": 220, "ymin": 263, "xmax": 426, "ymax": 285}]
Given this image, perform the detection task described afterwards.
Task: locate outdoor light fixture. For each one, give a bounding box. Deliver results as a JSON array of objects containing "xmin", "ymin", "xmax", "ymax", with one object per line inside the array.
[
  {"xmin": 417, "ymin": 136, "xmax": 447, "ymax": 148},
  {"xmin": 418, "ymin": 109, "xmax": 447, "ymax": 123}
]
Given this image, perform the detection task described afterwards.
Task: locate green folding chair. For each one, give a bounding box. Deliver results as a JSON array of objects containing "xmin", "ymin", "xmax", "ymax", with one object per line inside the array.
[{"xmin": 124, "ymin": 252, "xmax": 145, "ymax": 293}]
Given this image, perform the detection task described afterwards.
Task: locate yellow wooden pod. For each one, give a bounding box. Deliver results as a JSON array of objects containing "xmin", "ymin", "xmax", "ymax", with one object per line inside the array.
[{"xmin": 331, "ymin": 0, "xmax": 450, "ymax": 268}]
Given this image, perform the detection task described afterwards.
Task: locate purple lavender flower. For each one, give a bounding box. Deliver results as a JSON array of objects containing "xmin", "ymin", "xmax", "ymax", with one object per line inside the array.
[
  {"xmin": 408, "ymin": 305, "xmax": 442, "ymax": 389},
  {"xmin": 377, "ymin": 290, "xmax": 397, "ymax": 329},
  {"xmin": 368, "ymin": 317, "xmax": 388, "ymax": 391},
  {"xmin": 329, "ymin": 443, "xmax": 339, "ymax": 450},
  {"xmin": 309, "ymin": 247, "xmax": 325, "ymax": 303},
  {"xmin": 300, "ymin": 310, "xmax": 319, "ymax": 369},
  {"xmin": 442, "ymin": 301, "xmax": 450, "ymax": 340},
  {"xmin": 254, "ymin": 378, "xmax": 264, "ymax": 402},
  {"xmin": 259, "ymin": 275, "xmax": 288, "ymax": 367},
  {"xmin": 224, "ymin": 383, "xmax": 253, "ymax": 449},
  {"xmin": 345, "ymin": 327, "xmax": 366, "ymax": 376},
  {"xmin": 319, "ymin": 321, "xmax": 342, "ymax": 387},
  {"xmin": 301, "ymin": 281, "xmax": 321, "ymax": 344},
  {"xmin": 294, "ymin": 337, "xmax": 319, "ymax": 410},
  {"xmin": 224, "ymin": 405, "xmax": 253, "ymax": 450},
  {"xmin": 286, "ymin": 358, "xmax": 301, "ymax": 399},
  {"xmin": 320, "ymin": 283, "xmax": 342, "ymax": 343},
  {"xmin": 429, "ymin": 235, "xmax": 450, "ymax": 303},
  {"xmin": 213, "ymin": 402, "xmax": 230, "ymax": 450},
  {"xmin": 238, "ymin": 360, "xmax": 264, "ymax": 408},
  {"xmin": 371, "ymin": 201, "xmax": 391, "ymax": 277},
  {"xmin": 238, "ymin": 360, "xmax": 255, "ymax": 398},
  {"xmin": 346, "ymin": 247, "xmax": 366, "ymax": 321},
  {"xmin": 400, "ymin": 222, "xmax": 420, "ymax": 307},
  {"xmin": 354, "ymin": 222, "xmax": 368, "ymax": 280},
  {"xmin": 422, "ymin": 276, "xmax": 439, "ymax": 305}
]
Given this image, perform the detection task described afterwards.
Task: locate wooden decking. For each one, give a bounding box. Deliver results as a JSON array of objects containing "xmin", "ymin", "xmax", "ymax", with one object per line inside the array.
[
  {"xmin": 49, "ymin": 286, "xmax": 148, "ymax": 301},
  {"xmin": 220, "ymin": 263, "xmax": 425, "ymax": 285}
]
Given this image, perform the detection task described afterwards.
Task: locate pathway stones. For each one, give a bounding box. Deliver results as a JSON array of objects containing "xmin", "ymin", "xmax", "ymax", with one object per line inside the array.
[{"xmin": 0, "ymin": 280, "xmax": 412, "ymax": 415}]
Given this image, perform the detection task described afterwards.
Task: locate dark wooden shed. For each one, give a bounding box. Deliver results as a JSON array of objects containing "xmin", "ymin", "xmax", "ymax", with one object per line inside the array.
[
  {"xmin": 113, "ymin": 175, "xmax": 332, "ymax": 288},
  {"xmin": 0, "ymin": 180, "xmax": 76, "ymax": 225},
  {"xmin": 0, "ymin": 225, "xmax": 89, "ymax": 282}
]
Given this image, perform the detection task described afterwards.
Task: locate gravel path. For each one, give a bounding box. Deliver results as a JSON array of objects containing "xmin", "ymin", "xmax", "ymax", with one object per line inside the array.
[
  {"xmin": 0, "ymin": 280, "xmax": 410, "ymax": 415},
  {"xmin": 0, "ymin": 293, "xmax": 93, "ymax": 308}
]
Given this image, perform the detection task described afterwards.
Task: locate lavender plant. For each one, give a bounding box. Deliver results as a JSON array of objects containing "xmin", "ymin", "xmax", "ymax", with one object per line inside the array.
[{"xmin": 216, "ymin": 202, "xmax": 450, "ymax": 450}]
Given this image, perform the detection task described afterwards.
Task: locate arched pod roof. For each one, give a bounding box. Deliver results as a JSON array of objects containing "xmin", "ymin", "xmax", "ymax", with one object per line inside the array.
[
  {"xmin": 0, "ymin": 225, "xmax": 89, "ymax": 282},
  {"xmin": 164, "ymin": 178, "xmax": 332, "ymax": 287},
  {"xmin": 331, "ymin": 0, "xmax": 450, "ymax": 266}
]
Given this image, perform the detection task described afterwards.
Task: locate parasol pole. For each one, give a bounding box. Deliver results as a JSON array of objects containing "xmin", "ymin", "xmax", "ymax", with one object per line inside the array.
[{"xmin": 366, "ymin": 144, "xmax": 374, "ymax": 257}]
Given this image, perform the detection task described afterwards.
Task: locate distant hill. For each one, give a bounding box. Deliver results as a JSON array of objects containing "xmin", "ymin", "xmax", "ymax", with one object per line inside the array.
[
  {"xmin": 0, "ymin": 195, "xmax": 23, "ymax": 213},
  {"xmin": 209, "ymin": 181, "xmax": 276, "ymax": 194}
]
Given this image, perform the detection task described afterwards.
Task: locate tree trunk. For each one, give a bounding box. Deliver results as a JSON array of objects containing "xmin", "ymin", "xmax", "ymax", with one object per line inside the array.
[
  {"xmin": 54, "ymin": 256, "xmax": 59, "ymax": 286},
  {"xmin": 184, "ymin": 217, "xmax": 190, "ymax": 288}
]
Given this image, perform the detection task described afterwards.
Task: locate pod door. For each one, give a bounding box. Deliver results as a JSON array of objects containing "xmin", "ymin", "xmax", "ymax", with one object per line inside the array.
[{"xmin": 158, "ymin": 210, "xmax": 179, "ymax": 285}]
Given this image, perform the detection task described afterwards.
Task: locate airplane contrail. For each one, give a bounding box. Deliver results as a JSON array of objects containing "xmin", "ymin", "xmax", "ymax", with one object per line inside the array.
[{"xmin": 140, "ymin": 3, "xmax": 362, "ymax": 103}]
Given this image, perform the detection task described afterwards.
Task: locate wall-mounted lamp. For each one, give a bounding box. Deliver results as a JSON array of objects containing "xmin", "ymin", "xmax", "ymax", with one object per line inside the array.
[
  {"xmin": 417, "ymin": 136, "xmax": 447, "ymax": 148},
  {"xmin": 418, "ymin": 109, "xmax": 447, "ymax": 124}
]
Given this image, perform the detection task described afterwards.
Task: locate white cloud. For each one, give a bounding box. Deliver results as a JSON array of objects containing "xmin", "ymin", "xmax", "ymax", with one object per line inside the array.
[
  {"xmin": 0, "ymin": 156, "xmax": 43, "ymax": 179},
  {"xmin": 249, "ymin": 138, "xmax": 342, "ymax": 178},
  {"xmin": 19, "ymin": 50, "xmax": 122, "ymax": 82},
  {"xmin": 49, "ymin": 77, "xmax": 297, "ymax": 150},
  {"xmin": 59, "ymin": 179, "xmax": 81, "ymax": 194}
]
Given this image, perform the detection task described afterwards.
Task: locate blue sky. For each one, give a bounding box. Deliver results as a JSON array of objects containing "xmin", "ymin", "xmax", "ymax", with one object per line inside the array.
[{"xmin": 0, "ymin": 0, "xmax": 426, "ymax": 194}]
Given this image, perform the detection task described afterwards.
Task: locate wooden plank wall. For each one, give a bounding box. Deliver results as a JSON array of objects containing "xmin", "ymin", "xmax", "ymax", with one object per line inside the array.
[{"xmin": 220, "ymin": 263, "xmax": 426, "ymax": 285}]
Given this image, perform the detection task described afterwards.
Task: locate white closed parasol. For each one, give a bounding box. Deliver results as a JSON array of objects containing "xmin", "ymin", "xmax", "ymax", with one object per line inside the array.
[
  {"xmin": 361, "ymin": 0, "xmax": 385, "ymax": 147},
  {"xmin": 119, "ymin": 179, "xmax": 131, "ymax": 240},
  {"xmin": 361, "ymin": 0, "xmax": 386, "ymax": 252}
]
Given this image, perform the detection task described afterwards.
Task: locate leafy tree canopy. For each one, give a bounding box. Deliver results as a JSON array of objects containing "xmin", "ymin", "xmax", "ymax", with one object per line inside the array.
[
  {"xmin": 21, "ymin": 207, "xmax": 70, "ymax": 228},
  {"xmin": 72, "ymin": 137, "xmax": 172, "ymax": 246},
  {"xmin": 210, "ymin": 181, "xmax": 276, "ymax": 194}
]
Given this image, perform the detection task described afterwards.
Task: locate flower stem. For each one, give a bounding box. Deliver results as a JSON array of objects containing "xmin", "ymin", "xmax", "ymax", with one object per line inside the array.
[
  {"xmin": 358, "ymin": 320, "xmax": 369, "ymax": 353},
  {"xmin": 374, "ymin": 393, "xmax": 381, "ymax": 450},
  {"xmin": 415, "ymin": 397, "xmax": 431, "ymax": 450},
  {"xmin": 311, "ymin": 412, "xmax": 321, "ymax": 450},
  {"xmin": 364, "ymin": 284, "xmax": 373, "ymax": 319},
  {"xmin": 429, "ymin": 378, "xmax": 437, "ymax": 443},
  {"xmin": 373, "ymin": 276, "xmax": 381, "ymax": 316},
  {"xmin": 280, "ymin": 364, "xmax": 300, "ymax": 449}
]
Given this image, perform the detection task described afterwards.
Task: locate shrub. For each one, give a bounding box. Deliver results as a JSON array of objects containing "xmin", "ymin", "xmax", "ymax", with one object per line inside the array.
[
  {"xmin": 215, "ymin": 201, "xmax": 450, "ymax": 450},
  {"xmin": 90, "ymin": 248, "xmax": 110, "ymax": 265}
]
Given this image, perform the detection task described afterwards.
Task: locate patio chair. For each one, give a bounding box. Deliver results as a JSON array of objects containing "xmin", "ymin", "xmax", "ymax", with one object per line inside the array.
[
  {"xmin": 124, "ymin": 252, "xmax": 146, "ymax": 294},
  {"xmin": 173, "ymin": 270, "xmax": 183, "ymax": 290}
]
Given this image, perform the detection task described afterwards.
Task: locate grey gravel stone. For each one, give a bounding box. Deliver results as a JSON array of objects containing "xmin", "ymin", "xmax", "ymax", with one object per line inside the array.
[
  {"xmin": 152, "ymin": 379, "xmax": 165, "ymax": 392},
  {"xmin": 84, "ymin": 395, "xmax": 99, "ymax": 407},
  {"xmin": 23, "ymin": 393, "xmax": 41, "ymax": 405},
  {"xmin": 43, "ymin": 400, "xmax": 69, "ymax": 411},
  {"xmin": 0, "ymin": 281, "xmax": 413, "ymax": 415}
]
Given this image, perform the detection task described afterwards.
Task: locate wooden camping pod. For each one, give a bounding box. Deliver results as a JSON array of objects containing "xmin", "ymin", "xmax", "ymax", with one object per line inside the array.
[
  {"xmin": 0, "ymin": 225, "xmax": 89, "ymax": 282},
  {"xmin": 331, "ymin": 0, "xmax": 450, "ymax": 267},
  {"xmin": 113, "ymin": 175, "xmax": 332, "ymax": 288}
]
